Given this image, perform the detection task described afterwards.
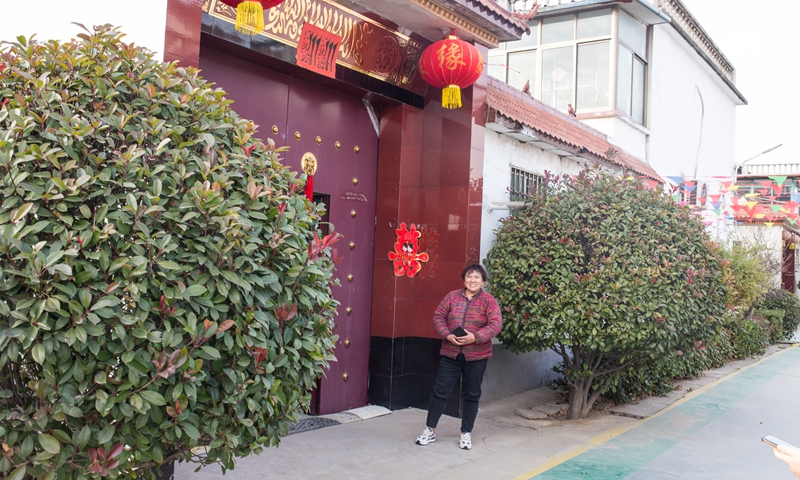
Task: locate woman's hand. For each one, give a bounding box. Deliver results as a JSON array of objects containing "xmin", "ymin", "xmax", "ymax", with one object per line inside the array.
[
  {"xmin": 445, "ymin": 334, "xmax": 460, "ymax": 346},
  {"xmin": 454, "ymin": 331, "xmax": 476, "ymax": 345},
  {"xmin": 774, "ymin": 444, "xmax": 800, "ymax": 478}
]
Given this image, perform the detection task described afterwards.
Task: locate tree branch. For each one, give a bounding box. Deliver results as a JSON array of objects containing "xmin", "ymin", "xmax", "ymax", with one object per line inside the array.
[
  {"xmin": 594, "ymin": 361, "xmax": 632, "ymax": 378},
  {"xmin": 591, "ymin": 351, "xmax": 604, "ymax": 373},
  {"xmin": 558, "ymin": 344, "xmax": 572, "ymax": 370}
]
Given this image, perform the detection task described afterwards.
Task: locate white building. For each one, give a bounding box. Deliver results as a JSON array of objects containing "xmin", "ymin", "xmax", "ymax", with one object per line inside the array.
[{"xmin": 487, "ymin": 0, "xmax": 745, "ymax": 179}]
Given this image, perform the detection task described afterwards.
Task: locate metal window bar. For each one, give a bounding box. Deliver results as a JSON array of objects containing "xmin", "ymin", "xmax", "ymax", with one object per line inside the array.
[{"xmin": 510, "ymin": 167, "xmax": 545, "ymax": 201}]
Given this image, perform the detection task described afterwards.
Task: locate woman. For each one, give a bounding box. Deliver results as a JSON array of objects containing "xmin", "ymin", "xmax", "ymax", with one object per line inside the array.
[{"xmin": 415, "ymin": 264, "xmax": 502, "ymax": 450}]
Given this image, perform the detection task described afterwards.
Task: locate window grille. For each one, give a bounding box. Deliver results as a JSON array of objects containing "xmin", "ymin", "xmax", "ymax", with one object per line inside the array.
[{"xmin": 510, "ymin": 167, "xmax": 544, "ymax": 201}]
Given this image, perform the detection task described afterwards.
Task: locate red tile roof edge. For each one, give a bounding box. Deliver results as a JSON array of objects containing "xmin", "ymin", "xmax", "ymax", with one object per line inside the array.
[
  {"xmin": 466, "ymin": 0, "xmax": 532, "ymax": 35},
  {"xmin": 485, "ymin": 78, "xmax": 662, "ymax": 181}
]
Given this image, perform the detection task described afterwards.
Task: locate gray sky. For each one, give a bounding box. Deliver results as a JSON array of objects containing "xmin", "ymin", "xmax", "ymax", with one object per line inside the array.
[{"xmin": 683, "ymin": 0, "xmax": 800, "ymax": 165}]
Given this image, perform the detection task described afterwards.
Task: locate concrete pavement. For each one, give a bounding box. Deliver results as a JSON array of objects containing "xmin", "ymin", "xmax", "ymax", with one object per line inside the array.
[{"xmin": 174, "ymin": 344, "xmax": 799, "ymax": 479}]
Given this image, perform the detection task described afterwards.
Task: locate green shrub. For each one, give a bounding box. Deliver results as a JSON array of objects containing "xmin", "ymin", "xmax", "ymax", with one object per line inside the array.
[
  {"xmin": 726, "ymin": 314, "xmax": 770, "ymax": 359},
  {"xmin": 754, "ymin": 309, "xmax": 785, "ymax": 344},
  {"xmin": 721, "ymin": 241, "xmax": 773, "ymax": 312},
  {"xmin": 757, "ymin": 288, "xmax": 800, "ymax": 342},
  {"xmin": 485, "ymin": 167, "xmax": 727, "ymax": 419},
  {"xmin": 606, "ymin": 324, "xmax": 732, "ymax": 404},
  {"xmin": 0, "ymin": 27, "xmax": 338, "ymax": 479}
]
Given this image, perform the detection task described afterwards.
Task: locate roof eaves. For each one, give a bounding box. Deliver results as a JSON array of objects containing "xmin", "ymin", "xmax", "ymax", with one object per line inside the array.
[
  {"xmin": 464, "ymin": 0, "xmax": 531, "ymax": 35},
  {"xmin": 484, "ymin": 81, "xmax": 661, "ymax": 181}
]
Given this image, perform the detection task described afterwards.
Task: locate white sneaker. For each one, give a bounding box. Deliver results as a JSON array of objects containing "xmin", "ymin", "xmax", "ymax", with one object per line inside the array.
[
  {"xmin": 459, "ymin": 432, "xmax": 472, "ymax": 450},
  {"xmin": 416, "ymin": 427, "xmax": 436, "ymax": 445}
]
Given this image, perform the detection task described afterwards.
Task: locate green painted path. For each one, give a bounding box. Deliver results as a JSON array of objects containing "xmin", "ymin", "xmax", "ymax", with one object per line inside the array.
[{"xmin": 530, "ymin": 347, "xmax": 800, "ymax": 479}]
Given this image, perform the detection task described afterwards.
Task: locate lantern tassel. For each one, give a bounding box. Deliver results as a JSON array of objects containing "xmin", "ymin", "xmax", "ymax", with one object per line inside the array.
[
  {"xmin": 304, "ymin": 174, "xmax": 314, "ymax": 201},
  {"xmin": 442, "ymin": 85, "xmax": 462, "ymax": 109},
  {"xmin": 235, "ymin": 1, "xmax": 265, "ymax": 35}
]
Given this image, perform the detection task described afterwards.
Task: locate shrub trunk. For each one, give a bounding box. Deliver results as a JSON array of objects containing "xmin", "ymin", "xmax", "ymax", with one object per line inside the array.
[{"xmin": 566, "ymin": 378, "xmax": 602, "ymax": 420}]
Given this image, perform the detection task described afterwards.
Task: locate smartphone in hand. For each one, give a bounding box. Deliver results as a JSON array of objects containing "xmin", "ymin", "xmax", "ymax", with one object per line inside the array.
[
  {"xmin": 452, "ymin": 326, "xmax": 468, "ymax": 337},
  {"xmin": 763, "ymin": 435, "xmax": 797, "ymax": 449}
]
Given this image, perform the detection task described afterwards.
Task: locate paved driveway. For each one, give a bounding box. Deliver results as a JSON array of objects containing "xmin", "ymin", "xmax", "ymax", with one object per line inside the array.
[{"xmin": 527, "ymin": 346, "xmax": 800, "ymax": 479}]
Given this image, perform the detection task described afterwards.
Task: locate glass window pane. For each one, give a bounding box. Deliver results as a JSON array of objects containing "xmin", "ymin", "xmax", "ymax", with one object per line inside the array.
[
  {"xmin": 617, "ymin": 45, "xmax": 633, "ymax": 114},
  {"xmin": 541, "ymin": 46, "xmax": 574, "ymax": 112},
  {"xmin": 632, "ymin": 58, "xmax": 645, "ymax": 123},
  {"xmin": 577, "ymin": 9, "xmax": 612, "ymax": 39},
  {"xmin": 577, "ymin": 42, "xmax": 610, "ymax": 109},
  {"xmin": 542, "ymin": 15, "xmax": 574, "ymax": 44},
  {"xmin": 506, "ymin": 23, "xmax": 539, "ymax": 49},
  {"xmin": 487, "ymin": 54, "xmax": 507, "ymax": 82},
  {"xmin": 619, "ymin": 10, "xmax": 647, "ymax": 58},
  {"xmin": 507, "ymin": 50, "xmax": 537, "ymax": 92}
]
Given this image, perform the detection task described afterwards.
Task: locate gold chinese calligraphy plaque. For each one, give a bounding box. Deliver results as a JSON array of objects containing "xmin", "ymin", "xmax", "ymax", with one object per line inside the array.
[{"xmin": 205, "ymin": 0, "xmax": 429, "ymax": 95}]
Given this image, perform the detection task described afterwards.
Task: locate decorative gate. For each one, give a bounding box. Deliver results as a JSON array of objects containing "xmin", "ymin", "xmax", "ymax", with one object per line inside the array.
[{"xmin": 199, "ymin": 47, "xmax": 378, "ymax": 414}]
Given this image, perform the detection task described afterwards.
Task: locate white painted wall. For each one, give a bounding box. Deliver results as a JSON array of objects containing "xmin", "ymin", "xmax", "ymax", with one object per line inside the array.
[
  {"xmin": 646, "ymin": 25, "xmax": 738, "ymax": 178},
  {"xmin": 0, "ymin": 1, "xmax": 168, "ymax": 61},
  {"xmin": 582, "ymin": 117, "xmax": 649, "ymax": 161},
  {"xmin": 580, "ymin": 24, "xmax": 738, "ymax": 179}
]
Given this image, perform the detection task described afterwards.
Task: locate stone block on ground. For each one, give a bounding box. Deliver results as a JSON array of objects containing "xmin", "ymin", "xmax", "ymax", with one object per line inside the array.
[
  {"xmin": 515, "ymin": 408, "xmax": 548, "ymax": 420},
  {"xmin": 608, "ymin": 398, "xmax": 671, "ymax": 419},
  {"xmin": 533, "ymin": 403, "xmax": 566, "ymax": 416},
  {"xmin": 344, "ymin": 405, "xmax": 391, "ymax": 420}
]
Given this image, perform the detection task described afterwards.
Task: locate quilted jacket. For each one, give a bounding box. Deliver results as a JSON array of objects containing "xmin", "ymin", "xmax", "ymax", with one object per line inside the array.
[{"xmin": 433, "ymin": 288, "xmax": 503, "ymax": 361}]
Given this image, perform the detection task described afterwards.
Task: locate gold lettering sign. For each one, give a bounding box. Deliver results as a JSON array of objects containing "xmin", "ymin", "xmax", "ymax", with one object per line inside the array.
[{"xmin": 205, "ymin": 0, "xmax": 429, "ymax": 95}]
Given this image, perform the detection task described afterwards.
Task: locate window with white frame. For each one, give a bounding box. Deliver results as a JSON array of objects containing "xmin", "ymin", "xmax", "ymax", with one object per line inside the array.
[
  {"xmin": 617, "ymin": 11, "xmax": 647, "ymax": 124},
  {"xmin": 510, "ymin": 167, "xmax": 544, "ymax": 200},
  {"xmin": 488, "ymin": 7, "xmax": 647, "ymax": 125}
]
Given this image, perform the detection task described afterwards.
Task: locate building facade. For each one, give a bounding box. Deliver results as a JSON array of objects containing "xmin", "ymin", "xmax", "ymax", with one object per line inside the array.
[
  {"xmin": 179, "ymin": 0, "xmax": 531, "ymax": 415},
  {"xmin": 488, "ymin": 0, "xmax": 746, "ymax": 180}
]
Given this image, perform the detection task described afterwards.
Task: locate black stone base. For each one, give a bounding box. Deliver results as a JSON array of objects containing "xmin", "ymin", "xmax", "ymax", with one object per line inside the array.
[{"xmin": 368, "ymin": 336, "xmax": 461, "ymax": 418}]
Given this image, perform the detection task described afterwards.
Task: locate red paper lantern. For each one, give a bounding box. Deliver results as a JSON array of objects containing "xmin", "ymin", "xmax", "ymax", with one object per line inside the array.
[
  {"xmin": 218, "ymin": 0, "xmax": 285, "ymax": 35},
  {"xmin": 419, "ymin": 30, "xmax": 484, "ymax": 109}
]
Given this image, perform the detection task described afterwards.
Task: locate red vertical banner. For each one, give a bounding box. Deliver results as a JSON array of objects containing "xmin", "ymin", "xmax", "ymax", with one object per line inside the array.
[{"xmin": 296, "ymin": 22, "xmax": 342, "ymax": 79}]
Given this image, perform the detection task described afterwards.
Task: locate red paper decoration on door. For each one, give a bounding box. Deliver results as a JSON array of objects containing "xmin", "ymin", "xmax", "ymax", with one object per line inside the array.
[
  {"xmin": 418, "ymin": 30, "xmax": 484, "ymax": 109},
  {"xmin": 388, "ymin": 223, "xmax": 429, "ymax": 278}
]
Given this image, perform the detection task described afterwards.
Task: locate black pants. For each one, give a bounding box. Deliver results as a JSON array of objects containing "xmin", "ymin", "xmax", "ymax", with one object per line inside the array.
[{"xmin": 425, "ymin": 354, "xmax": 488, "ymax": 434}]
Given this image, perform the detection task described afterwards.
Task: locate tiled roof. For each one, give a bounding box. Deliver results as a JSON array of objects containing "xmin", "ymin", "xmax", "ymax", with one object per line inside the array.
[
  {"xmin": 485, "ymin": 79, "xmax": 662, "ymax": 181},
  {"xmin": 465, "ymin": 0, "xmax": 532, "ymax": 35}
]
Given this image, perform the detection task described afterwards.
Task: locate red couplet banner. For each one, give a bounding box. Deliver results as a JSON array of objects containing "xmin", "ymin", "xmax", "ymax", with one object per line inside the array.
[{"xmin": 296, "ymin": 22, "xmax": 342, "ymax": 79}]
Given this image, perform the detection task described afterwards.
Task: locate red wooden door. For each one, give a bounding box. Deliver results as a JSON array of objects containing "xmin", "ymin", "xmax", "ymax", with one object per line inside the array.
[
  {"xmin": 198, "ymin": 48, "xmax": 378, "ymax": 414},
  {"xmin": 782, "ymin": 242, "xmax": 795, "ymax": 292}
]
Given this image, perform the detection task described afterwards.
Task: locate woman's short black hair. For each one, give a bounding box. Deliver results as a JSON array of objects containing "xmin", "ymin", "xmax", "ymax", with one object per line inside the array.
[{"xmin": 461, "ymin": 264, "xmax": 487, "ymax": 281}]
